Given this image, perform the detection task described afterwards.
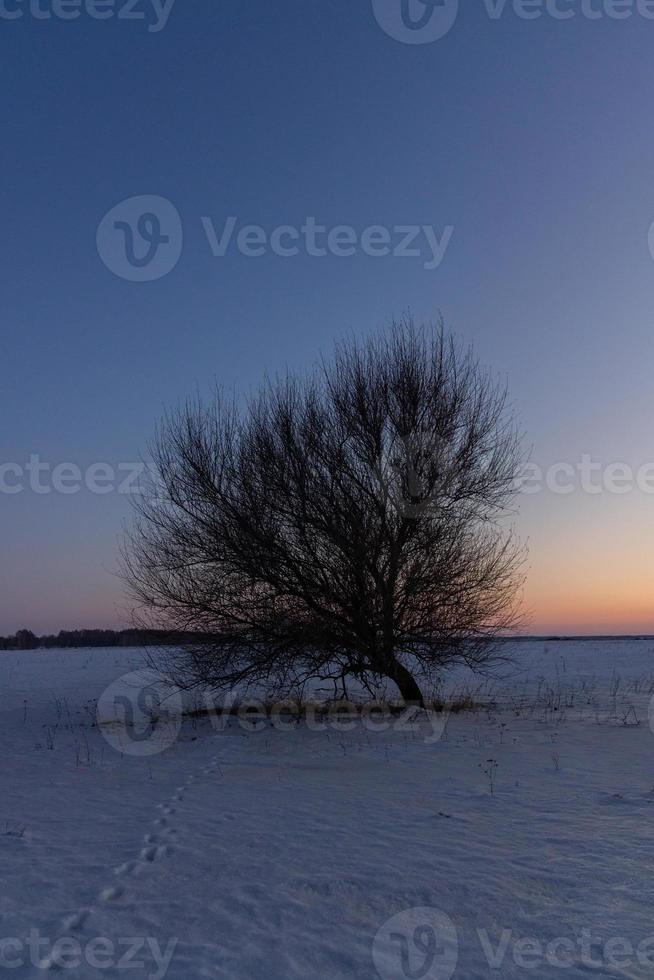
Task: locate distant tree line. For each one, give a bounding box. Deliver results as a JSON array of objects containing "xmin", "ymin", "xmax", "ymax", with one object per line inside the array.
[{"xmin": 0, "ymin": 628, "xmax": 208, "ymax": 651}]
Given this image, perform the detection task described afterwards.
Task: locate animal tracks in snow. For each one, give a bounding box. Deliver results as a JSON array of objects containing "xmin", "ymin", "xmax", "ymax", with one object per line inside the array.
[
  {"xmin": 61, "ymin": 908, "xmax": 91, "ymax": 931},
  {"xmin": 56, "ymin": 746, "xmax": 225, "ymax": 937},
  {"xmin": 114, "ymin": 860, "xmax": 140, "ymax": 877},
  {"xmin": 98, "ymin": 885, "xmax": 124, "ymax": 903}
]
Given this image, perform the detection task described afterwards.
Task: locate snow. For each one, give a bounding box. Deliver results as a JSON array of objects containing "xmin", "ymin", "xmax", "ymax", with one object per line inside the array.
[{"xmin": 2, "ymin": 640, "xmax": 654, "ymax": 978}]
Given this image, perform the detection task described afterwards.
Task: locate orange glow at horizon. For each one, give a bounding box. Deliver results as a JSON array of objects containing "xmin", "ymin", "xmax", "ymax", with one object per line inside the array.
[{"xmin": 520, "ymin": 490, "xmax": 654, "ymax": 635}]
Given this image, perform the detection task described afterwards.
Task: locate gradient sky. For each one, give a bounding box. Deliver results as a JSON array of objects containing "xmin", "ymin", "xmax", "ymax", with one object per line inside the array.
[{"xmin": 2, "ymin": 0, "xmax": 654, "ymax": 634}]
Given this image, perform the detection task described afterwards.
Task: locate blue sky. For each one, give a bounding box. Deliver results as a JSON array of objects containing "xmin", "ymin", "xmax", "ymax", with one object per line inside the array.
[{"xmin": 2, "ymin": 0, "xmax": 654, "ymax": 633}]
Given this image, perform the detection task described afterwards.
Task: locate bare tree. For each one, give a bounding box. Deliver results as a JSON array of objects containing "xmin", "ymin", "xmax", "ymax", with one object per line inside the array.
[{"xmin": 122, "ymin": 319, "xmax": 524, "ymax": 705}]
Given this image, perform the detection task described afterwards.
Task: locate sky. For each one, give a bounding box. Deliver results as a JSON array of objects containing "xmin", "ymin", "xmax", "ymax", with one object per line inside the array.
[{"xmin": 1, "ymin": 0, "xmax": 654, "ymax": 635}]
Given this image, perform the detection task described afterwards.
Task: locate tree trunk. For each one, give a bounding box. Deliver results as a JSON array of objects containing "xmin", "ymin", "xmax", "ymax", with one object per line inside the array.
[{"xmin": 388, "ymin": 659, "xmax": 424, "ymax": 707}]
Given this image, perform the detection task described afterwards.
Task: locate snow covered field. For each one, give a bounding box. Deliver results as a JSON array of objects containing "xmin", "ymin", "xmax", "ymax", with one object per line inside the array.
[{"xmin": 2, "ymin": 639, "xmax": 654, "ymax": 979}]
